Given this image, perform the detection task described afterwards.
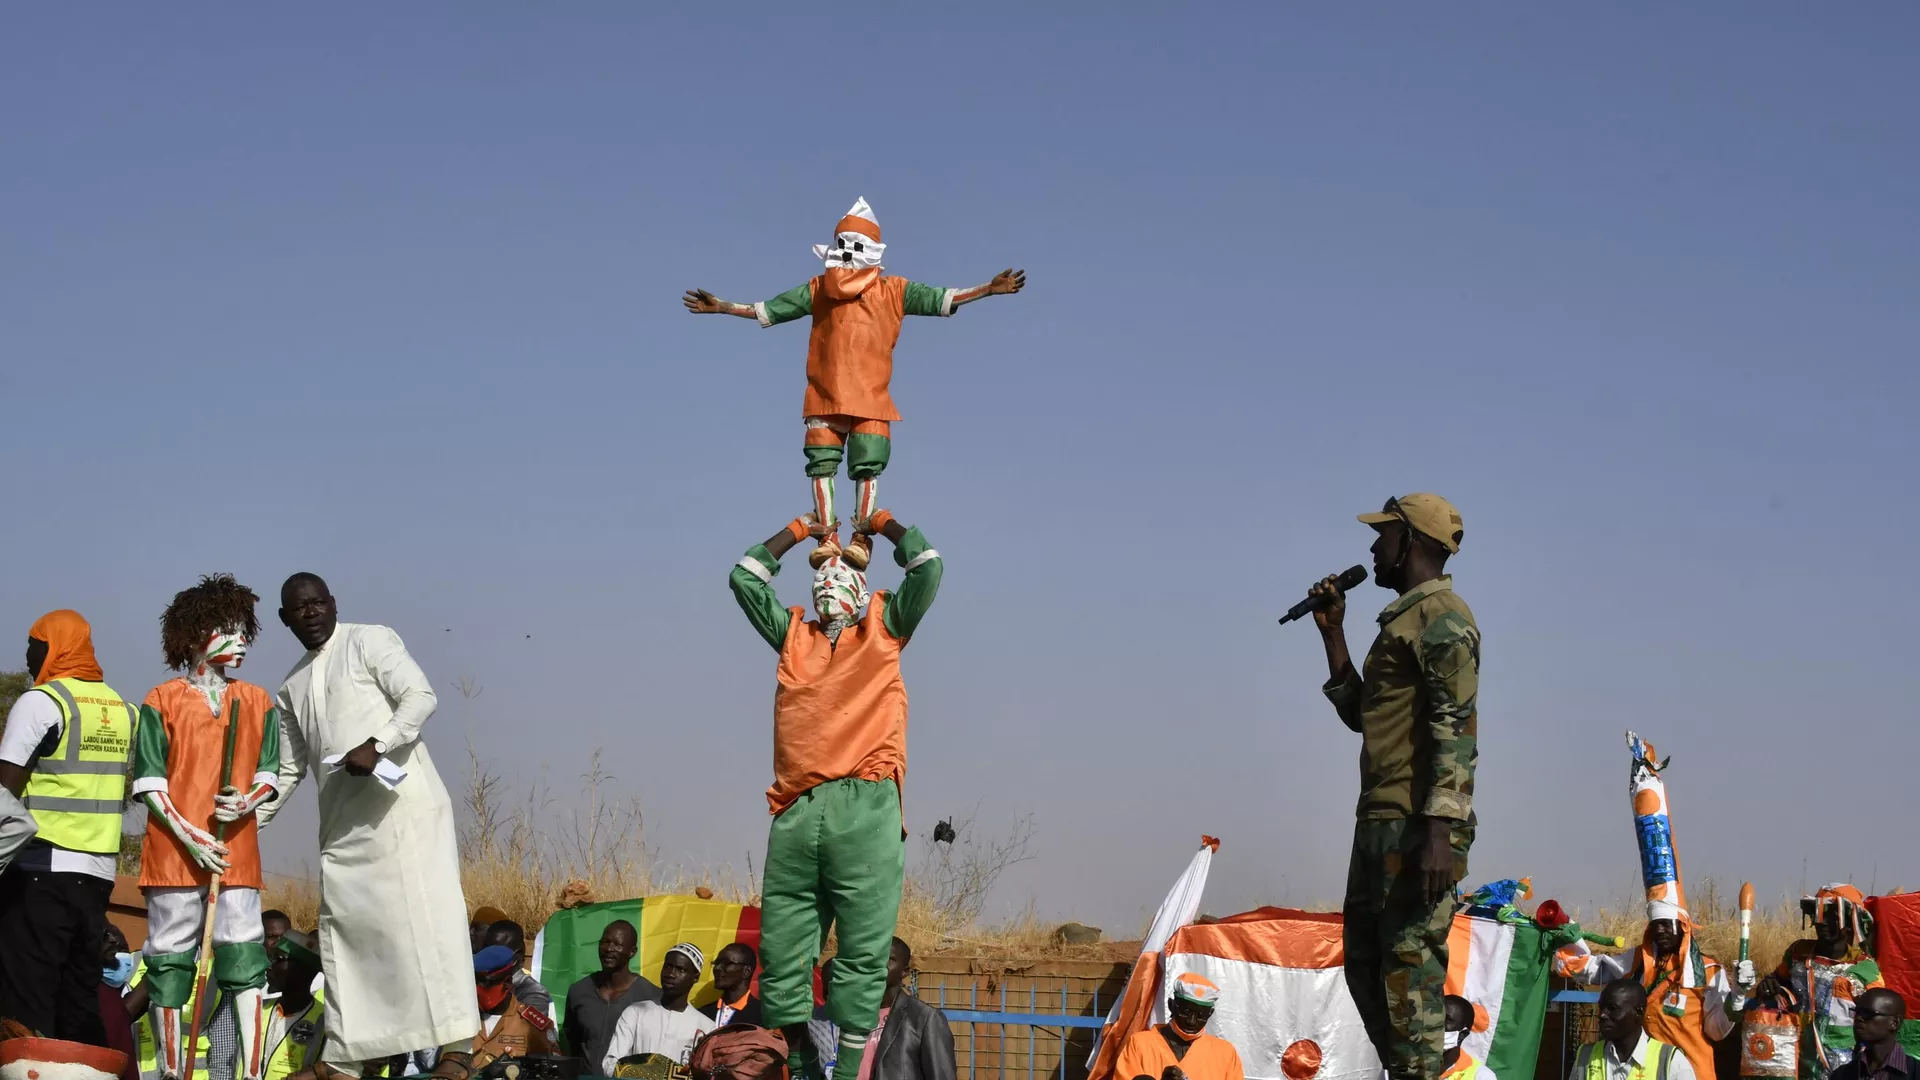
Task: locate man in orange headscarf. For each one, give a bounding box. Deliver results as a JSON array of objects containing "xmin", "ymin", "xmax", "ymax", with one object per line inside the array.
[
  {"xmin": 684, "ymin": 197, "xmax": 1025, "ymax": 563},
  {"xmin": 0, "ymin": 611, "xmax": 137, "ymax": 1044}
]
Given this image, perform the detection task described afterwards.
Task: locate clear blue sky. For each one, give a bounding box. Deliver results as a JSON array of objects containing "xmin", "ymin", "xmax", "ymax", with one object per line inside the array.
[{"xmin": 3, "ymin": 7, "xmax": 1915, "ymax": 931}]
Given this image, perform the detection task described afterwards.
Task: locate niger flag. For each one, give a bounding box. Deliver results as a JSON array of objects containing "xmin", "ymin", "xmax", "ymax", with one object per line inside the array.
[{"xmin": 533, "ymin": 895, "xmax": 761, "ymax": 1027}]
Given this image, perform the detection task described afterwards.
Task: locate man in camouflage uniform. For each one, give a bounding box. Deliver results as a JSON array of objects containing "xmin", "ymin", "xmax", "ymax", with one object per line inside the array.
[{"xmin": 1306, "ymin": 493, "xmax": 1480, "ymax": 1080}]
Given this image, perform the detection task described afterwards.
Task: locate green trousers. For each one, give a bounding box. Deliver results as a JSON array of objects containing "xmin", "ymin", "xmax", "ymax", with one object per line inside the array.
[
  {"xmin": 1343, "ymin": 818, "xmax": 1473, "ymax": 1080},
  {"xmin": 761, "ymin": 778, "xmax": 904, "ymax": 1080},
  {"xmin": 803, "ymin": 434, "xmax": 891, "ymax": 481}
]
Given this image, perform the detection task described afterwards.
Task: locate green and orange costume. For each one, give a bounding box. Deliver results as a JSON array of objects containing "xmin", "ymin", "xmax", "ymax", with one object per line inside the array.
[{"xmin": 728, "ymin": 514, "xmax": 942, "ymax": 1080}]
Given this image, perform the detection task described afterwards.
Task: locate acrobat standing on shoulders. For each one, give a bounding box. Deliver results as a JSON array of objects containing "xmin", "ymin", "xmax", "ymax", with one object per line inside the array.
[
  {"xmin": 132, "ymin": 574, "xmax": 284, "ymax": 1080},
  {"xmin": 684, "ymin": 197, "xmax": 1023, "ymax": 565}
]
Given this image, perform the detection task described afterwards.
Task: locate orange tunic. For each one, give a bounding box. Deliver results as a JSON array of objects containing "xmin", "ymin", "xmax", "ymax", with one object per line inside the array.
[
  {"xmin": 137, "ymin": 680, "xmax": 272, "ymax": 889},
  {"xmin": 803, "ymin": 274, "xmax": 913, "ymax": 422},
  {"xmin": 768, "ymin": 593, "xmax": 906, "ymax": 816},
  {"xmin": 1112, "ymin": 1027, "xmax": 1245, "ymax": 1080}
]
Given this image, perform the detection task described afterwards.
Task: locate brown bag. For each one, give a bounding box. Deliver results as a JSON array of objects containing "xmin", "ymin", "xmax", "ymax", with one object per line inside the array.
[{"xmin": 687, "ymin": 1024, "xmax": 789, "ymax": 1080}]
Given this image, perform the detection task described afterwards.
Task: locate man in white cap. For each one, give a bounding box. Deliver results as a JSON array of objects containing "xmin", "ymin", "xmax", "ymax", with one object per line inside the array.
[
  {"xmin": 600, "ymin": 944, "xmax": 717, "ymax": 1074},
  {"xmin": 1112, "ymin": 973, "xmax": 1243, "ymax": 1080},
  {"xmin": 684, "ymin": 197, "xmax": 1024, "ymax": 563}
]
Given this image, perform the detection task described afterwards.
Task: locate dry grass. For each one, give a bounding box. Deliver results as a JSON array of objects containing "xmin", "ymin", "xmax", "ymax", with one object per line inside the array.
[
  {"xmin": 1560, "ymin": 878, "xmax": 1827, "ymax": 974},
  {"xmin": 262, "ymin": 747, "xmax": 1066, "ymax": 962},
  {"xmin": 258, "ymin": 731, "xmax": 1872, "ymax": 971}
]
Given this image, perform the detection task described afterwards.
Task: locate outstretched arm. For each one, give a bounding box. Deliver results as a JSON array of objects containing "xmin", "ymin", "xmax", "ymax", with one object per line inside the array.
[
  {"xmin": 865, "ymin": 510, "xmax": 942, "ymax": 641},
  {"xmin": 952, "ymin": 269, "xmax": 1025, "ymax": 308},
  {"xmin": 902, "ymin": 272, "xmax": 1026, "ymax": 318},
  {"xmin": 685, "ymin": 282, "xmax": 813, "ymax": 327},
  {"xmin": 731, "ymin": 515, "xmax": 814, "ymax": 652}
]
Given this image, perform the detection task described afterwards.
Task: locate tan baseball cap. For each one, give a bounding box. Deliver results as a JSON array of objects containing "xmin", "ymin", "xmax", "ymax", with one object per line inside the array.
[{"xmin": 1358, "ymin": 493, "xmax": 1464, "ymax": 553}]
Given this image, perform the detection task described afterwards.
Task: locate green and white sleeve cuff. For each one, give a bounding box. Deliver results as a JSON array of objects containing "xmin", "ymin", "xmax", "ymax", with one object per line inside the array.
[
  {"xmin": 754, "ymin": 301, "xmax": 774, "ymax": 328},
  {"xmin": 131, "ymin": 777, "xmax": 169, "ymax": 796},
  {"xmin": 939, "ymin": 289, "xmax": 957, "ymax": 316}
]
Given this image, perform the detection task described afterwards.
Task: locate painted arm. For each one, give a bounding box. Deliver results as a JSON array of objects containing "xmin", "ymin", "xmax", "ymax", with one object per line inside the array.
[
  {"xmin": 685, "ymin": 283, "xmax": 813, "ymax": 326},
  {"xmin": 214, "ymin": 706, "xmax": 283, "ymax": 823},
  {"xmin": 129, "ymin": 704, "xmax": 231, "ymax": 872},
  {"xmin": 951, "ymin": 269, "xmax": 1025, "ymax": 308},
  {"xmin": 256, "ymin": 695, "xmax": 304, "ymax": 828},
  {"xmin": 730, "ymin": 517, "xmax": 812, "ymax": 652},
  {"xmin": 865, "ymin": 511, "xmax": 941, "ymax": 641}
]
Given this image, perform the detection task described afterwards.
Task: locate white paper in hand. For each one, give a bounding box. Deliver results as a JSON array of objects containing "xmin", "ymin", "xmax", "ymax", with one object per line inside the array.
[{"xmin": 321, "ymin": 752, "xmax": 409, "ymax": 791}]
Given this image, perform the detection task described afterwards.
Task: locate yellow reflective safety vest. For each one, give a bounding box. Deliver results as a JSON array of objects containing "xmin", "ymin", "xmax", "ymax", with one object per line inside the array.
[
  {"xmin": 1441, "ymin": 1052, "xmax": 1486, "ymax": 1080},
  {"xmin": 263, "ymin": 986, "xmax": 326, "ymax": 1080},
  {"xmin": 1579, "ymin": 1038, "xmax": 1680, "ymax": 1080},
  {"xmin": 23, "ymin": 677, "xmax": 134, "ymax": 853}
]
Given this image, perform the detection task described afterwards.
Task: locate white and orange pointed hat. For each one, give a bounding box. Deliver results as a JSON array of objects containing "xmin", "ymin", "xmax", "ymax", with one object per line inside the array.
[
  {"xmin": 1, "ymin": 1038, "xmax": 131, "ymax": 1080},
  {"xmin": 836, "ymin": 197, "xmax": 880, "ymax": 242},
  {"xmin": 814, "ymin": 198, "xmax": 886, "ymax": 267}
]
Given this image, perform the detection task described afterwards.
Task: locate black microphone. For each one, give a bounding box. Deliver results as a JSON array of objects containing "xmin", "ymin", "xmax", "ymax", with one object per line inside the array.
[{"xmin": 1277, "ymin": 565, "xmax": 1368, "ymax": 625}]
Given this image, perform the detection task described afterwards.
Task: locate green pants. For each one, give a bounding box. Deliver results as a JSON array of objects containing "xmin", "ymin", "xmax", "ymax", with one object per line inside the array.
[
  {"xmin": 761, "ymin": 779, "xmax": 904, "ymax": 1074},
  {"xmin": 803, "ymin": 434, "xmax": 891, "ymax": 481},
  {"xmin": 1343, "ymin": 818, "xmax": 1473, "ymax": 1080}
]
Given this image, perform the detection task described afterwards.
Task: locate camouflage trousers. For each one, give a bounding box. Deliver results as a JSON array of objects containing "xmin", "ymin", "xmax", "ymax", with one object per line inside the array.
[{"xmin": 1343, "ymin": 818, "xmax": 1474, "ymax": 1080}]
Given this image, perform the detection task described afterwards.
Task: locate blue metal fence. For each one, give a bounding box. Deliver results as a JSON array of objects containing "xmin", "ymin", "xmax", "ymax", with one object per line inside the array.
[
  {"xmin": 930, "ymin": 979, "xmax": 1108, "ymax": 1080},
  {"xmin": 924, "ymin": 982, "xmax": 1604, "ymax": 1080}
]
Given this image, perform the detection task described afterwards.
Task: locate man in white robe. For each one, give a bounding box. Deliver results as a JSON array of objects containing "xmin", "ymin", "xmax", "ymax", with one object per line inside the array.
[{"xmin": 257, "ymin": 572, "xmax": 478, "ymax": 1080}]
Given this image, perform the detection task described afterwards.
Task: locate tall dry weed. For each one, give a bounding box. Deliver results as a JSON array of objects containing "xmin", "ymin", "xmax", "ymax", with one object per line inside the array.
[{"xmin": 1568, "ymin": 878, "xmax": 1811, "ymax": 974}]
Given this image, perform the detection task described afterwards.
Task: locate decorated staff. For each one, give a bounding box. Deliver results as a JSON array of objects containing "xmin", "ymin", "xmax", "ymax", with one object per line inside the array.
[
  {"xmin": 685, "ymin": 197, "xmax": 1024, "ymax": 563},
  {"xmin": 1554, "ymin": 733, "xmax": 1741, "ymax": 1080},
  {"xmin": 131, "ymin": 575, "xmax": 284, "ymax": 1080}
]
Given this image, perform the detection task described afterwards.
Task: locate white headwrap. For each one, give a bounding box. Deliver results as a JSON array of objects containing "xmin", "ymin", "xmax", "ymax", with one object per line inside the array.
[{"xmin": 814, "ymin": 232, "xmax": 885, "ymax": 269}]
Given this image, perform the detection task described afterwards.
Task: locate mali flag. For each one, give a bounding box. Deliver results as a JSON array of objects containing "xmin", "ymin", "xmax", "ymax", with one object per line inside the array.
[{"xmin": 532, "ymin": 895, "xmax": 761, "ymax": 1027}]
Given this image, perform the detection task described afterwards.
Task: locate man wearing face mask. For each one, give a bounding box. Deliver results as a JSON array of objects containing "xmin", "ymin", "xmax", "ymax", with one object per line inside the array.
[
  {"xmin": 0, "ymin": 609, "xmax": 136, "ymax": 1045},
  {"xmin": 729, "ymin": 507, "xmax": 943, "ymax": 1080},
  {"xmin": 1112, "ymin": 973, "xmax": 1244, "ymax": 1080},
  {"xmin": 684, "ymin": 197, "xmax": 1024, "ymax": 549},
  {"xmin": 130, "ymin": 575, "xmax": 284, "ymax": 1080},
  {"xmin": 1306, "ymin": 494, "xmax": 1479, "ymax": 1080},
  {"xmin": 101, "ymin": 925, "xmax": 143, "ymax": 1080}
]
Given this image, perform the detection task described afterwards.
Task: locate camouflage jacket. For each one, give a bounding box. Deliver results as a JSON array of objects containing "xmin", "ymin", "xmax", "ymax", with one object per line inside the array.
[{"xmin": 1323, "ymin": 575, "xmax": 1480, "ymax": 821}]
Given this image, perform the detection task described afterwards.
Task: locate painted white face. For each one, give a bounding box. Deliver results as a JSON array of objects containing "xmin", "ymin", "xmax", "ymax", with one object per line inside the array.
[
  {"xmin": 812, "ymin": 231, "xmax": 885, "ymax": 269},
  {"xmin": 199, "ymin": 625, "xmax": 250, "ymax": 671},
  {"xmin": 812, "ymin": 558, "xmax": 869, "ymax": 624}
]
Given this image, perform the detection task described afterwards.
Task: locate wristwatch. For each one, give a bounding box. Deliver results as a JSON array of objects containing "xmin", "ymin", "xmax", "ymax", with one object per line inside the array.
[{"xmin": 372, "ymin": 739, "xmax": 389, "ymax": 755}]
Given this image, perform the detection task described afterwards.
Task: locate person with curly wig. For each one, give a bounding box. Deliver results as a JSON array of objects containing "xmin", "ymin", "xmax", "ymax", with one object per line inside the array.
[{"xmin": 131, "ymin": 574, "xmax": 284, "ymax": 1080}]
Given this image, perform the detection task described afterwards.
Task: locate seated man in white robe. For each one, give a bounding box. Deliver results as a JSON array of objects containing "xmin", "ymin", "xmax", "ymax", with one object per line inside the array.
[{"xmin": 601, "ymin": 944, "xmax": 717, "ymax": 1074}]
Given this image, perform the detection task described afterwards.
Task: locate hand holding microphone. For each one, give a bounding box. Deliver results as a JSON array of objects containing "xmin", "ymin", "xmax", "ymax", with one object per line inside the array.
[{"xmin": 1278, "ymin": 565, "xmax": 1367, "ymax": 628}]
